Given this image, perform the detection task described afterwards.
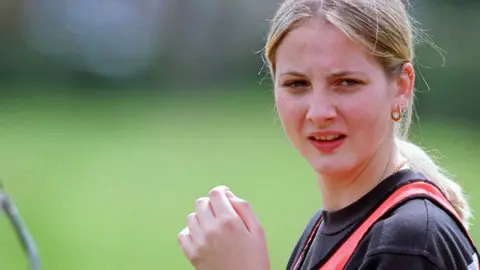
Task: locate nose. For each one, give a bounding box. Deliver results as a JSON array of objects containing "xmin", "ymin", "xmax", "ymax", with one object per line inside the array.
[{"xmin": 305, "ymin": 90, "xmax": 337, "ymax": 127}]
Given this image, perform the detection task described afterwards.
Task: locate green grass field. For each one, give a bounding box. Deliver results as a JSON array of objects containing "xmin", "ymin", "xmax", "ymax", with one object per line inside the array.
[{"xmin": 0, "ymin": 93, "xmax": 478, "ymax": 269}]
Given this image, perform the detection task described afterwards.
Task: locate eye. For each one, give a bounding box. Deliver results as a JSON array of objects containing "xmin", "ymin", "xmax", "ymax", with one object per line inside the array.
[
  {"xmin": 338, "ymin": 79, "xmax": 361, "ymax": 87},
  {"xmin": 283, "ymin": 80, "xmax": 309, "ymax": 88}
]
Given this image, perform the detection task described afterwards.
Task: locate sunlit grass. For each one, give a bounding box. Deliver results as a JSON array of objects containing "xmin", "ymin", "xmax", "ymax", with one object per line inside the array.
[{"xmin": 0, "ymin": 94, "xmax": 477, "ymax": 269}]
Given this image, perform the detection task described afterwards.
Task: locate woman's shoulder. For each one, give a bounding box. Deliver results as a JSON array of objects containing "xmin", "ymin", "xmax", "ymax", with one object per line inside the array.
[
  {"xmin": 286, "ymin": 209, "xmax": 323, "ymax": 267},
  {"xmin": 363, "ymin": 198, "xmax": 477, "ymax": 269}
]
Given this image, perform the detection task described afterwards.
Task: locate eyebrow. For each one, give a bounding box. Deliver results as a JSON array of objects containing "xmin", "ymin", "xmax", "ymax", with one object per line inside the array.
[
  {"xmin": 278, "ymin": 71, "xmax": 306, "ymax": 77},
  {"xmin": 330, "ymin": 70, "xmax": 368, "ymax": 77},
  {"xmin": 278, "ymin": 70, "xmax": 368, "ymax": 77}
]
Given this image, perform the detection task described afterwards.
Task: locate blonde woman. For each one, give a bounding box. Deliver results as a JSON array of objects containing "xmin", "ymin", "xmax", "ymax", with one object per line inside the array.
[{"xmin": 177, "ymin": 1, "xmax": 479, "ymax": 269}]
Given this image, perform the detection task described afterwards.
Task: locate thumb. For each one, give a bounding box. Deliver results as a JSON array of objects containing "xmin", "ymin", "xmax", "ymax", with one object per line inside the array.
[{"xmin": 226, "ymin": 191, "xmax": 262, "ymax": 234}]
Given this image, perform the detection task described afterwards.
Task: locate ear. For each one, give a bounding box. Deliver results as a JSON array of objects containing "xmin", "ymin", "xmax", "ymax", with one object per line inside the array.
[{"xmin": 393, "ymin": 62, "xmax": 414, "ymax": 110}]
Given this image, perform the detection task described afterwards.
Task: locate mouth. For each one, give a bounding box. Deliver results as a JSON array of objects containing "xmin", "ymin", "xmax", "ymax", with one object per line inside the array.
[
  {"xmin": 307, "ymin": 133, "xmax": 347, "ymax": 153},
  {"xmin": 308, "ymin": 134, "xmax": 347, "ymax": 142}
]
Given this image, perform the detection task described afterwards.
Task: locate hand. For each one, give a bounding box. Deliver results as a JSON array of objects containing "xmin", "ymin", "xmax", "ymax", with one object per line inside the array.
[{"xmin": 177, "ymin": 186, "xmax": 270, "ymax": 270}]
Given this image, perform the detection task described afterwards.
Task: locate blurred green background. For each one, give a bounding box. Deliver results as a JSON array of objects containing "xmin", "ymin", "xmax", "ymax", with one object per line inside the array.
[{"xmin": 0, "ymin": 0, "xmax": 479, "ymax": 269}]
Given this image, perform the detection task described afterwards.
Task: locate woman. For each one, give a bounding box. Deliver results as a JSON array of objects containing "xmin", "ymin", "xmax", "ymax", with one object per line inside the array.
[{"xmin": 177, "ymin": 0, "xmax": 478, "ymax": 269}]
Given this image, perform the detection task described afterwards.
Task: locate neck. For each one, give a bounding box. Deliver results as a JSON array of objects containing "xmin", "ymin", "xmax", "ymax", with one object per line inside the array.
[{"xmin": 318, "ymin": 140, "xmax": 404, "ymax": 212}]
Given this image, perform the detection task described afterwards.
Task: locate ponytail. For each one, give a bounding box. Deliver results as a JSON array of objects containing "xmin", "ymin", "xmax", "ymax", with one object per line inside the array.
[{"xmin": 396, "ymin": 138, "xmax": 472, "ymax": 229}]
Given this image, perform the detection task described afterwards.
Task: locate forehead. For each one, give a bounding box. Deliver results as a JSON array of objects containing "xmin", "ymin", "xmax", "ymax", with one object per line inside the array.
[{"xmin": 275, "ymin": 18, "xmax": 382, "ymax": 75}]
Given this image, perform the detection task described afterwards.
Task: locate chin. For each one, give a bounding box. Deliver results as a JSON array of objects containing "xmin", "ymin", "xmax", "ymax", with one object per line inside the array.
[{"xmin": 307, "ymin": 155, "xmax": 356, "ymax": 176}]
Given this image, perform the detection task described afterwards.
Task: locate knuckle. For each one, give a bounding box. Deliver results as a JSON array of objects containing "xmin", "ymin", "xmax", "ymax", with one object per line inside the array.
[
  {"xmin": 253, "ymin": 224, "xmax": 266, "ymax": 236},
  {"xmin": 176, "ymin": 231, "xmax": 184, "ymax": 243},
  {"xmin": 177, "ymin": 230, "xmax": 205, "ymax": 267},
  {"xmin": 208, "ymin": 188, "xmax": 221, "ymax": 199},
  {"xmin": 195, "ymin": 234, "xmax": 206, "ymax": 247},
  {"xmin": 195, "ymin": 197, "xmax": 209, "ymax": 207},
  {"xmin": 232, "ymin": 197, "xmax": 250, "ymax": 209},
  {"xmin": 239, "ymin": 200, "xmax": 252, "ymax": 211},
  {"xmin": 204, "ymin": 227, "xmax": 220, "ymax": 239},
  {"xmin": 177, "ymin": 228, "xmax": 189, "ymax": 243},
  {"xmin": 219, "ymin": 216, "xmax": 241, "ymax": 230},
  {"xmin": 186, "ymin": 212, "xmax": 196, "ymax": 225},
  {"xmin": 208, "ymin": 185, "xmax": 229, "ymax": 198},
  {"xmin": 237, "ymin": 198, "xmax": 250, "ymax": 206},
  {"xmin": 188, "ymin": 250, "xmax": 203, "ymax": 266}
]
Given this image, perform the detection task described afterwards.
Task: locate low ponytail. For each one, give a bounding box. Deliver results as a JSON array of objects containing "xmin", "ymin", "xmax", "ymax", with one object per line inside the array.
[{"xmin": 395, "ymin": 138, "xmax": 472, "ymax": 229}]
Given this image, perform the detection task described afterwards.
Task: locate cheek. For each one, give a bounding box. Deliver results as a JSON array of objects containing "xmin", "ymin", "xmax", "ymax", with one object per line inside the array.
[
  {"xmin": 274, "ymin": 92, "xmax": 305, "ymax": 138},
  {"xmin": 343, "ymin": 90, "xmax": 391, "ymax": 141}
]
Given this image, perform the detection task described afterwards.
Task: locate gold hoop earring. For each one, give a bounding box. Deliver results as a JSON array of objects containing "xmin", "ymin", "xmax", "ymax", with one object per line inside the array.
[{"xmin": 391, "ymin": 105, "xmax": 401, "ymax": 122}]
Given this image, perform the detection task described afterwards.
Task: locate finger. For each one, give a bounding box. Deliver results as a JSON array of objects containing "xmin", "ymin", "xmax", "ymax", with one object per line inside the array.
[
  {"xmin": 227, "ymin": 191, "xmax": 262, "ymax": 234},
  {"xmin": 177, "ymin": 228, "xmax": 195, "ymax": 259},
  {"xmin": 186, "ymin": 213, "xmax": 203, "ymax": 243},
  {"xmin": 208, "ymin": 186, "xmax": 238, "ymax": 219},
  {"xmin": 194, "ymin": 197, "xmax": 215, "ymax": 225}
]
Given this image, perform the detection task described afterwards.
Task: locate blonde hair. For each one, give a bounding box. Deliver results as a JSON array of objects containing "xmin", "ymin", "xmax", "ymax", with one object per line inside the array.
[{"xmin": 263, "ymin": 0, "xmax": 472, "ymax": 228}]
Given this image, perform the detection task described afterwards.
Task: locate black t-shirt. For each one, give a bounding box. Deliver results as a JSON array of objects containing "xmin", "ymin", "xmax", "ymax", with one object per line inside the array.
[{"xmin": 286, "ymin": 169, "xmax": 479, "ymax": 270}]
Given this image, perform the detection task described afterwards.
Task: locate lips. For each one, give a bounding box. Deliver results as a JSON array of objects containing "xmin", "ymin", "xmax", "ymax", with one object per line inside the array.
[
  {"xmin": 307, "ymin": 132, "xmax": 346, "ymax": 153},
  {"xmin": 309, "ymin": 134, "xmax": 345, "ymax": 141}
]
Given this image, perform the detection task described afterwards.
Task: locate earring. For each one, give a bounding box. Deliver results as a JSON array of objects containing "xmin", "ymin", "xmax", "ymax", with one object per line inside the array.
[{"xmin": 391, "ymin": 105, "xmax": 401, "ymax": 122}]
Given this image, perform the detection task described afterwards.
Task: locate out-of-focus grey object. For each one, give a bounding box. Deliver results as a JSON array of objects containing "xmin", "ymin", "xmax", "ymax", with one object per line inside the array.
[
  {"xmin": 0, "ymin": 182, "xmax": 39, "ymax": 270},
  {"xmin": 20, "ymin": 0, "xmax": 166, "ymax": 79}
]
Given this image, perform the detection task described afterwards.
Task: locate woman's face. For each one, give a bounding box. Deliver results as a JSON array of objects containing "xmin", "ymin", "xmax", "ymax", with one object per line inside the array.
[{"xmin": 274, "ymin": 18, "xmax": 408, "ymax": 177}]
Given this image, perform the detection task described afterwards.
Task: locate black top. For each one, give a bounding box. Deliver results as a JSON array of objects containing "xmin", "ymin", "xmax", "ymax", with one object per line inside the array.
[{"xmin": 286, "ymin": 169, "xmax": 479, "ymax": 270}]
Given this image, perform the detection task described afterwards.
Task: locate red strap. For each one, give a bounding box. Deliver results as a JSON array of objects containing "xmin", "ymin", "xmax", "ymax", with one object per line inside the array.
[
  {"xmin": 319, "ymin": 181, "xmax": 476, "ymax": 270},
  {"xmin": 292, "ymin": 216, "xmax": 322, "ymax": 270}
]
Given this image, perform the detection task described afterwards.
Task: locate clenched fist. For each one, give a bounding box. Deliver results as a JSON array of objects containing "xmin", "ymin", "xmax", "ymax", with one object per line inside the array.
[{"xmin": 177, "ymin": 186, "xmax": 270, "ymax": 270}]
